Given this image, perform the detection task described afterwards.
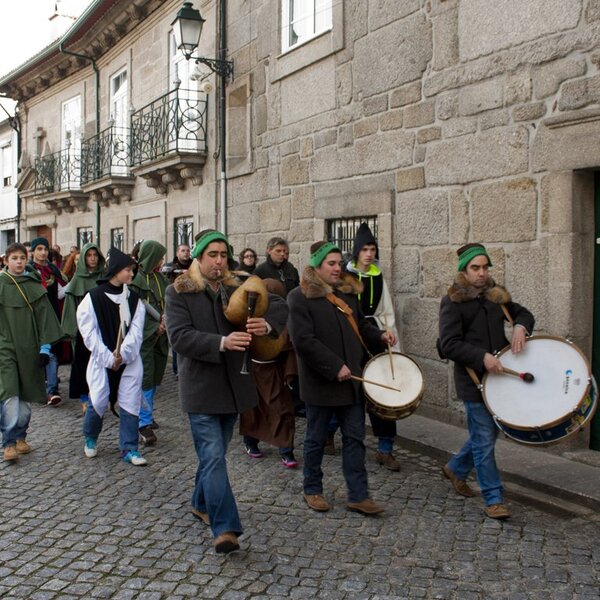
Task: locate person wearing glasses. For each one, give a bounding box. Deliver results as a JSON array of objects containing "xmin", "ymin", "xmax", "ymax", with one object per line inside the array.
[{"xmin": 238, "ymin": 248, "xmax": 258, "ymax": 274}]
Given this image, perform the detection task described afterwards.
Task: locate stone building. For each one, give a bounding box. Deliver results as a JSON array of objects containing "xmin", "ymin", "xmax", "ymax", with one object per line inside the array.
[
  {"xmin": 0, "ymin": 117, "xmax": 18, "ymax": 252},
  {"xmin": 2, "ymin": 0, "xmax": 600, "ymax": 448}
]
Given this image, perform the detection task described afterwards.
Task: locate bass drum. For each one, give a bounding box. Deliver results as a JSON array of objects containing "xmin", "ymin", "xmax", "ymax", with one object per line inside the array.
[
  {"xmin": 482, "ymin": 335, "xmax": 598, "ymax": 446},
  {"xmin": 362, "ymin": 352, "xmax": 424, "ymax": 421}
]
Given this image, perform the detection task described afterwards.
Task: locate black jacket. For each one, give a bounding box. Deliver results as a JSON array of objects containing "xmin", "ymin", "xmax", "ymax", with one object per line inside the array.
[
  {"xmin": 254, "ymin": 255, "xmax": 299, "ymax": 296},
  {"xmin": 438, "ymin": 273, "xmax": 535, "ymax": 402},
  {"xmin": 288, "ymin": 268, "xmax": 384, "ymax": 407}
]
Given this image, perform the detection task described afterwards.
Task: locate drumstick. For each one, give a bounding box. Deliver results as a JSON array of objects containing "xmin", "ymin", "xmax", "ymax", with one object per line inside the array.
[
  {"xmin": 502, "ymin": 367, "xmax": 535, "ymax": 383},
  {"xmin": 350, "ymin": 375, "xmax": 402, "ymax": 393},
  {"xmin": 382, "ymin": 316, "xmax": 395, "ymax": 380}
]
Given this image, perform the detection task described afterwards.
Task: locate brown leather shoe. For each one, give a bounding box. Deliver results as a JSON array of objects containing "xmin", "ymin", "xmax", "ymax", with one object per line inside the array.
[
  {"xmin": 191, "ymin": 507, "xmax": 210, "ymax": 526},
  {"xmin": 375, "ymin": 451, "xmax": 400, "ymax": 472},
  {"xmin": 442, "ymin": 464, "xmax": 476, "ymax": 498},
  {"xmin": 323, "ymin": 433, "xmax": 335, "ymax": 456},
  {"xmin": 214, "ymin": 532, "xmax": 240, "ymax": 554},
  {"xmin": 484, "ymin": 503, "xmax": 511, "ymax": 520},
  {"xmin": 3, "ymin": 446, "xmax": 18, "ymax": 461},
  {"xmin": 303, "ymin": 493, "xmax": 332, "ymax": 512},
  {"xmin": 15, "ymin": 439, "xmax": 32, "ymax": 455},
  {"xmin": 347, "ymin": 498, "xmax": 384, "ymax": 515}
]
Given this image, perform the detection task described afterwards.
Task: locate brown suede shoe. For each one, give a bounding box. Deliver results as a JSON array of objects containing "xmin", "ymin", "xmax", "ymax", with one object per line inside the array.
[
  {"xmin": 15, "ymin": 439, "xmax": 32, "ymax": 455},
  {"xmin": 303, "ymin": 493, "xmax": 332, "ymax": 512},
  {"xmin": 484, "ymin": 503, "xmax": 511, "ymax": 520},
  {"xmin": 214, "ymin": 532, "xmax": 240, "ymax": 554},
  {"xmin": 375, "ymin": 451, "xmax": 401, "ymax": 472},
  {"xmin": 442, "ymin": 464, "xmax": 476, "ymax": 498},
  {"xmin": 191, "ymin": 507, "xmax": 210, "ymax": 526},
  {"xmin": 3, "ymin": 446, "xmax": 18, "ymax": 461},
  {"xmin": 347, "ymin": 498, "xmax": 384, "ymax": 515}
]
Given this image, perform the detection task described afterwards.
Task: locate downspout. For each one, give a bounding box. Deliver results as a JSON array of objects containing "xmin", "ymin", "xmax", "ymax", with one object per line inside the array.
[
  {"xmin": 219, "ymin": 0, "xmax": 228, "ymax": 235},
  {"xmin": 0, "ymin": 100, "xmax": 21, "ymax": 242},
  {"xmin": 58, "ymin": 43, "xmax": 101, "ymax": 242}
]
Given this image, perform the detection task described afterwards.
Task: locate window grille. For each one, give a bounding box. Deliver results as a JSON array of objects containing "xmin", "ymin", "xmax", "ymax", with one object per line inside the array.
[
  {"xmin": 325, "ymin": 216, "xmax": 378, "ymax": 259},
  {"xmin": 110, "ymin": 228, "xmax": 124, "ymax": 251},
  {"xmin": 174, "ymin": 216, "xmax": 194, "ymax": 254},
  {"xmin": 77, "ymin": 227, "xmax": 93, "ymax": 248}
]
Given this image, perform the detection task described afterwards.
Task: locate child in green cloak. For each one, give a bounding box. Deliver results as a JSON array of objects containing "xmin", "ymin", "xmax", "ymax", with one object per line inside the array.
[{"xmin": 0, "ymin": 243, "xmax": 64, "ymax": 461}]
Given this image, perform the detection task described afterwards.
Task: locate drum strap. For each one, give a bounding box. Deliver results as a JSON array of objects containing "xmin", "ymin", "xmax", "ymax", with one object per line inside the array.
[
  {"xmin": 465, "ymin": 304, "xmax": 514, "ymax": 389},
  {"xmin": 325, "ymin": 293, "xmax": 372, "ymax": 358}
]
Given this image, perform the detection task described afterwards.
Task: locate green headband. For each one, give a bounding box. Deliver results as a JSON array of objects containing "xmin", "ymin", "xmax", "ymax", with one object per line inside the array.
[
  {"xmin": 309, "ymin": 242, "xmax": 341, "ymax": 268},
  {"xmin": 457, "ymin": 246, "xmax": 493, "ymax": 272},
  {"xmin": 191, "ymin": 231, "xmax": 231, "ymax": 260}
]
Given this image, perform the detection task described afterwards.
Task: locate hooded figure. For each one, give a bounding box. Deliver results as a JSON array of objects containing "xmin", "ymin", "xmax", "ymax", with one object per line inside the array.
[
  {"xmin": 130, "ymin": 240, "xmax": 169, "ymax": 445},
  {"xmin": 62, "ymin": 243, "xmax": 106, "ymax": 410}
]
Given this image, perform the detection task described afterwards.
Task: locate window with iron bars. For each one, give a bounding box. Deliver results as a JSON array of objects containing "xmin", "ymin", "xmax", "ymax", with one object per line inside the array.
[
  {"xmin": 77, "ymin": 227, "xmax": 93, "ymax": 249},
  {"xmin": 174, "ymin": 216, "xmax": 194, "ymax": 255},
  {"xmin": 326, "ymin": 216, "xmax": 378, "ymax": 259},
  {"xmin": 111, "ymin": 228, "xmax": 124, "ymax": 251}
]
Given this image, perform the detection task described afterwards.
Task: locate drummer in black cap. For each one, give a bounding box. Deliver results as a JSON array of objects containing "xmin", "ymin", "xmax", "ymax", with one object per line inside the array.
[{"xmin": 438, "ymin": 243, "xmax": 534, "ymax": 519}]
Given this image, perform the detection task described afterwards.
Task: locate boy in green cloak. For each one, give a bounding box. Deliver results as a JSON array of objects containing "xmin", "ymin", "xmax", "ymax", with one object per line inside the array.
[
  {"xmin": 0, "ymin": 243, "xmax": 64, "ymax": 461},
  {"xmin": 61, "ymin": 243, "xmax": 106, "ymax": 412},
  {"xmin": 130, "ymin": 240, "xmax": 169, "ymax": 446}
]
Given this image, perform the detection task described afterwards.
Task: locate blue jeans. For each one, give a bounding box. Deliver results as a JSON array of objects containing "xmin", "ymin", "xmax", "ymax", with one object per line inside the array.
[
  {"xmin": 45, "ymin": 352, "xmax": 59, "ymax": 396},
  {"xmin": 139, "ymin": 387, "xmax": 156, "ymax": 428},
  {"xmin": 448, "ymin": 401, "xmax": 503, "ymax": 506},
  {"xmin": 83, "ymin": 405, "xmax": 139, "ymax": 452},
  {"xmin": 304, "ymin": 403, "xmax": 368, "ymax": 503},
  {"xmin": 188, "ymin": 413, "xmax": 242, "ymax": 538},
  {"xmin": 328, "ymin": 413, "xmax": 395, "ymax": 453},
  {"xmin": 0, "ymin": 398, "xmax": 30, "ymax": 447}
]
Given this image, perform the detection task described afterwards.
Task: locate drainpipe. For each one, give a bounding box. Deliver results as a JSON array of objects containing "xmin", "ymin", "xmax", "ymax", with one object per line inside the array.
[
  {"xmin": 219, "ymin": 0, "xmax": 228, "ymax": 235},
  {"xmin": 58, "ymin": 43, "xmax": 101, "ymax": 242},
  {"xmin": 0, "ymin": 99, "xmax": 21, "ymax": 242}
]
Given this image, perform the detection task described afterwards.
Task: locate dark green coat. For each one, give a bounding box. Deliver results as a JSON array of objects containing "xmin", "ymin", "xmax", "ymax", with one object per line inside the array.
[
  {"xmin": 130, "ymin": 240, "xmax": 169, "ymax": 389},
  {"xmin": 0, "ymin": 268, "xmax": 64, "ymax": 403}
]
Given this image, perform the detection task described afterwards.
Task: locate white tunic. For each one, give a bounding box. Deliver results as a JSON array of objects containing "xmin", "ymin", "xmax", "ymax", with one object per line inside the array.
[{"xmin": 76, "ymin": 289, "xmax": 145, "ymax": 416}]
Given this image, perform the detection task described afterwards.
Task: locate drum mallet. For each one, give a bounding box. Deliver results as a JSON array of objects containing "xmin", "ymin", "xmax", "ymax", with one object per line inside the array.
[
  {"xmin": 382, "ymin": 316, "xmax": 395, "ymax": 380},
  {"xmin": 350, "ymin": 375, "xmax": 402, "ymax": 393},
  {"xmin": 502, "ymin": 367, "xmax": 535, "ymax": 383}
]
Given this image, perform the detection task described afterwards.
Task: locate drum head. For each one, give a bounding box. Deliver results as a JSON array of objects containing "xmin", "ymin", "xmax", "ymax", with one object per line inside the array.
[
  {"xmin": 363, "ymin": 353, "xmax": 423, "ymax": 408},
  {"xmin": 483, "ymin": 336, "xmax": 591, "ymax": 429}
]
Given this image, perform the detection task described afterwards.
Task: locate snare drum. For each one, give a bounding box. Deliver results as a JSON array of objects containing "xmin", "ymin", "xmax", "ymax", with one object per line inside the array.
[
  {"xmin": 482, "ymin": 335, "xmax": 598, "ymax": 446},
  {"xmin": 362, "ymin": 352, "xmax": 424, "ymax": 421}
]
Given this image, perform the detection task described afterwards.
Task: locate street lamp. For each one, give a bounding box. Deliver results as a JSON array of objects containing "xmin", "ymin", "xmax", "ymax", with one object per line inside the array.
[{"xmin": 171, "ymin": 2, "xmax": 234, "ymax": 80}]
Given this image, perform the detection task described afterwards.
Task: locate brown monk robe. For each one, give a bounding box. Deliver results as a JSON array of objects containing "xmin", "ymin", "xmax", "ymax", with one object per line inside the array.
[{"xmin": 239, "ymin": 279, "xmax": 297, "ymax": 452}]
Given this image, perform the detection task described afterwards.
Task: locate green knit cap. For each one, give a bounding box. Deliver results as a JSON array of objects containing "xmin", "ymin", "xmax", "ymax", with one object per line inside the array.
[
  {"xmin": 191, "ymin": 230, "xmax": 231, "ymax": 259},
  {"xmin": 309, "ymin": 242, "xmax": 341, "ymax": 268},
  {"xmin": 457, "ymin": 244, "xmax": 492, "ymax": 272}
]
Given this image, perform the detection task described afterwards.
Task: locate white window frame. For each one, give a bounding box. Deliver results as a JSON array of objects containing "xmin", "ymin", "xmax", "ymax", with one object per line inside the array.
[
  {"xmin": 109, "ymin": 67, "xmax": 129, "ymax": 175},
  {"xmin": 61, "ymin": 95, "xmax": 82, "ymax": 189},
  {"xmin": 281, "ymin": 0, "xmax": 333, "ymax": 53},
  {"xmin": 1, "ymin": 142, "xmax": 12, "ymax": 188}
]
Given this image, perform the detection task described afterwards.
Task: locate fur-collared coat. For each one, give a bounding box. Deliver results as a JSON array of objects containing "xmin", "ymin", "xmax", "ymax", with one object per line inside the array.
[
  {"xmin": 287, "ymin": 267, "xmax": 385, "ymax": 407},
  {"xmin": 438, "ymin": 273, "xmax": 535, "ymax": 402},
  {"xmin": 165, "ymin": 261, "xmax": 289, "ymax": 414}
]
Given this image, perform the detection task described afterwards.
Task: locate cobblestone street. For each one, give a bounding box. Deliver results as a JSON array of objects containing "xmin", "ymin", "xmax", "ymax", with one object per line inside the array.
[{"xmin": 0, "ymin": 369, "xmax": 599, "ymax": 599}]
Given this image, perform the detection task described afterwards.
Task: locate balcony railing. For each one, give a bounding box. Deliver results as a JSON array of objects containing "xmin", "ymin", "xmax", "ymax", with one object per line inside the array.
[
  {"xmin": 35, "ymin": 147, "xmax": 81, "ymax": 195},
  {"xmin": 81, "ymin": 125, "xmax": 130, "ymax": 184},
  {"xmin": 130, "ymin": 87, "xmax": 208, "ymax": 167}
]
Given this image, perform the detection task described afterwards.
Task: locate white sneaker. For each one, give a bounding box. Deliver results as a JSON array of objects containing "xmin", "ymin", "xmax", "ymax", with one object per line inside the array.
[
  {"xmin": 122, "ymin": 450, "xmax": 147, "ymax": 466},
  {"xmin": 84, "ymin": 437, "xmax": 97, "ymax": 458}
]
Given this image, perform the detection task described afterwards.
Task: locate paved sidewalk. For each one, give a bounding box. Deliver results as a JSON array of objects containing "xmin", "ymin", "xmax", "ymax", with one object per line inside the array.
[
  {"xmin": 397, "ymin": 414, "xmax": 600, "ymax": 513},
  {"xmin": 0, "ymin": 369, "xmax": 598, "ymax": 599}
]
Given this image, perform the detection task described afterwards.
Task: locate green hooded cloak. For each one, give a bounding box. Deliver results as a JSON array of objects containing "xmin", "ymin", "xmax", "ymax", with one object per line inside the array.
[
  {"xmin": 61, "ymin": 243, "xmax": 106, "ymax": 338},
  {"xmin": 130, "ymin": 240, "xmax": 169, "ymax": 389},
  {"xmin": 0, "ymin": 267, "xmax": 64, "ymax": 403}
]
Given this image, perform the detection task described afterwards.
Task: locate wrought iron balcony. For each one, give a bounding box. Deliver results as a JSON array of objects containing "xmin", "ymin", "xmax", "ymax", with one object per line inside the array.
[
  {"xmin": 81, "ymin": 125, "xmax": 131, "ymax": 184},
  {"xmin": 35, "ymin": 147, "xmax": 81, "ymax": 195},
  {"xmin": 130, "ymin": 87, "xmax": 208, "ymax": 167}
]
